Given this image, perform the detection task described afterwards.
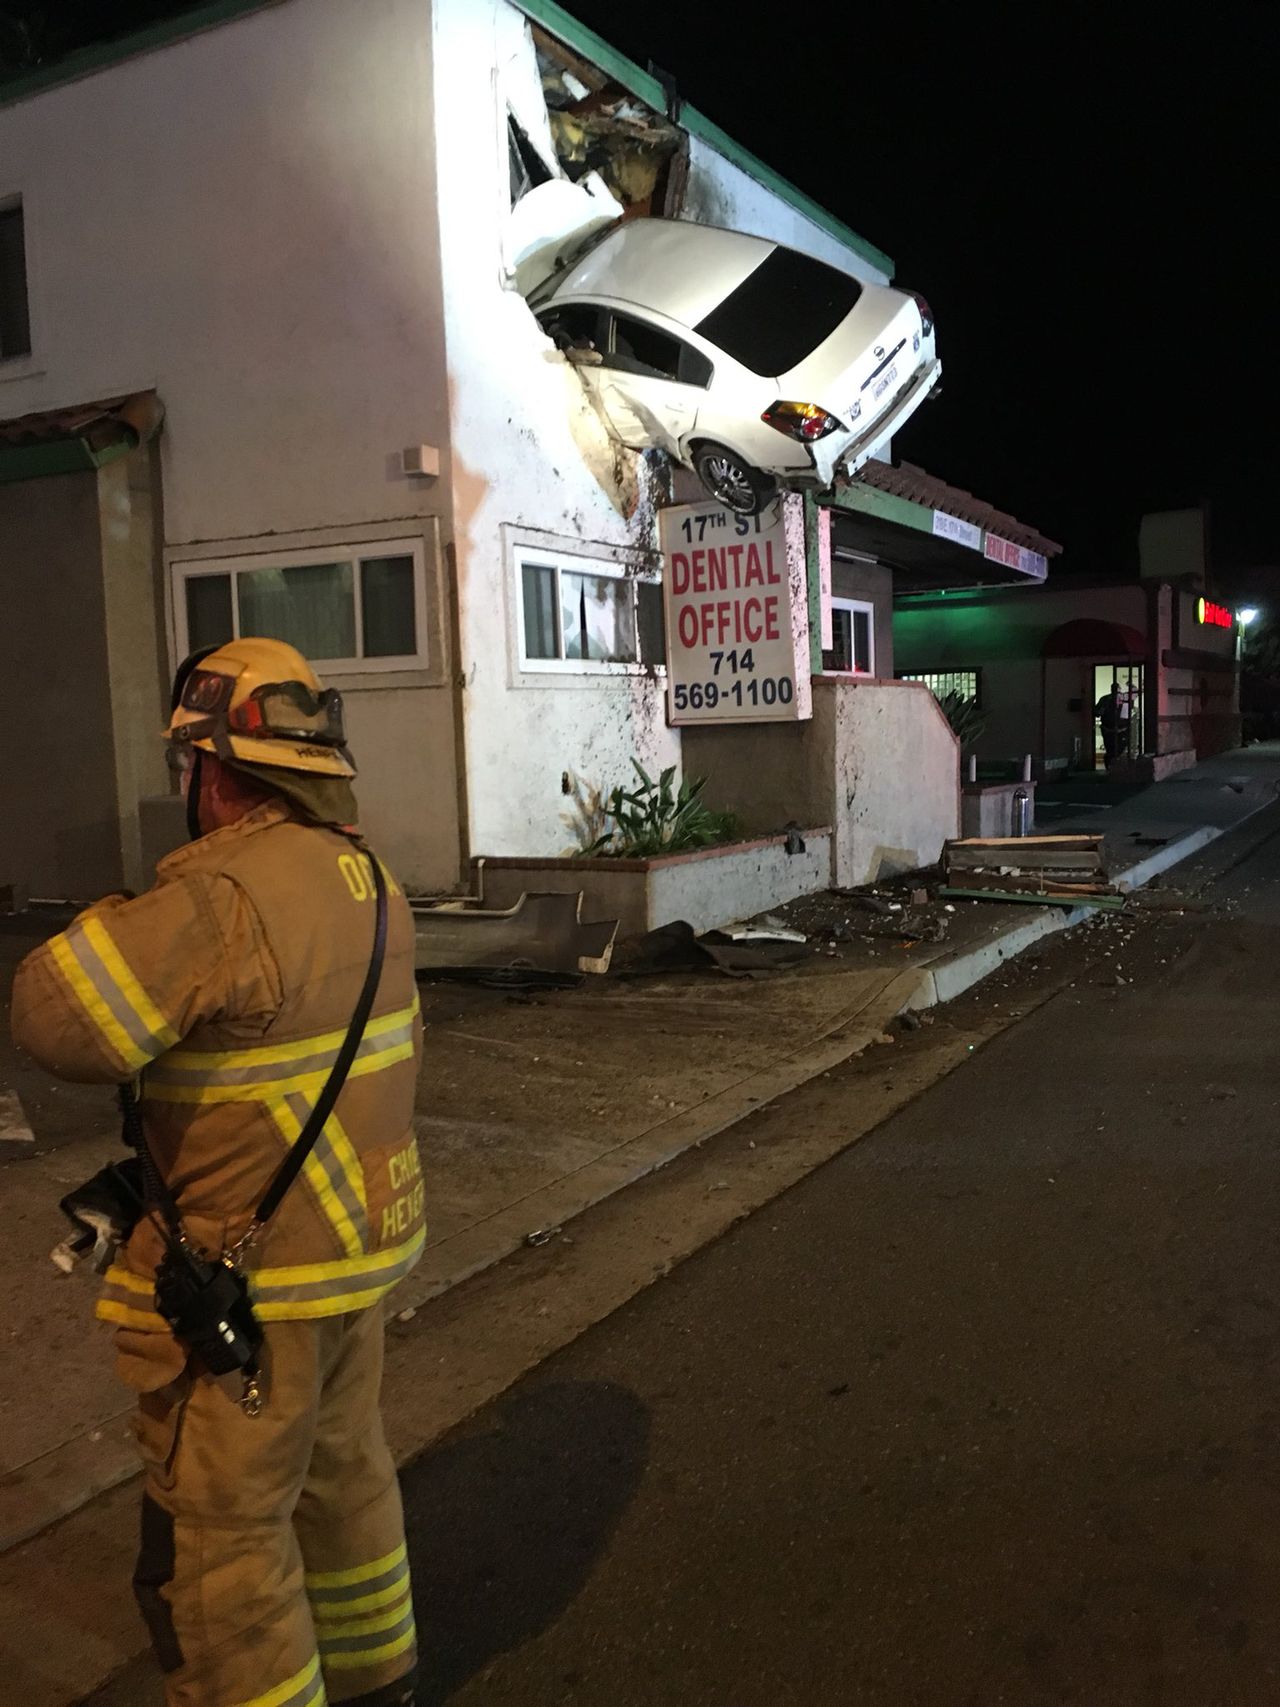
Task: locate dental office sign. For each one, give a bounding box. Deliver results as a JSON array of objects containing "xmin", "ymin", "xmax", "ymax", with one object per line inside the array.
[{"xmin": 659, "ymin": 495, "xmax": 813, "ymax": 725}]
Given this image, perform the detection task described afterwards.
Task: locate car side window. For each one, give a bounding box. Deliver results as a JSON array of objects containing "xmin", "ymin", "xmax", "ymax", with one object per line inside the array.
[
  {"xmin": 540, "ymin": 304, "xmax": 606, "ymax": 356},
  {"xmin": 607, "ymin": 314, "xmax": 713, "ymax": 388}
]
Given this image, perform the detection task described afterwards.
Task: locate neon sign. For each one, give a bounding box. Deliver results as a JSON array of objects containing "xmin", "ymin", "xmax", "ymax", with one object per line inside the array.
[{"xmin": 1197, "ymin": 597, "xmax": 1232, "ymax": 629}]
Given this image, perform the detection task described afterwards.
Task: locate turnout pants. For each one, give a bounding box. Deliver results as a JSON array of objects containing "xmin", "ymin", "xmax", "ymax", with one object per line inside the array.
[{"xmin": 128, "ymin": 1306, "xmax": 417, "ymax": 1706}]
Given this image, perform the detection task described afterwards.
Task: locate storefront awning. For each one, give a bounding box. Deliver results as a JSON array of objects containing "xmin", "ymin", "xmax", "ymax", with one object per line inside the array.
[
  {"xmin": 0, "ymin": 391, "xmax": 164, "ymax": 484},
  {"xmin": 1044, "ymin": 618, "xmax": 1146, "ymax": 659},
  {"xmin": 822, "ymin": 459, "xmax": 1062, "ymax": 593}
]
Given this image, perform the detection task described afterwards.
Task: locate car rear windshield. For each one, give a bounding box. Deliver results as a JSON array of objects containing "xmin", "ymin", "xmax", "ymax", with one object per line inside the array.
[{"xmin": 694, "ymin": 248, "xmax": 863, "ymax": 377}]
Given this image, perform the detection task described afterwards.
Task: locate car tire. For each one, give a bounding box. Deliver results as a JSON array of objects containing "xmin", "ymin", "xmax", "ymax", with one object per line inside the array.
[{"xmin": 692, "ymin": 443, "xmax": 777, "ymax": 516}]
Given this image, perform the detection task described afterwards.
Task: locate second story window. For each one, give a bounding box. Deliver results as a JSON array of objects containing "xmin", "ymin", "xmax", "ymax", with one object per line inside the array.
[{"xmin": 0, "ymin": 200, "xmax": 32, "ymax": 362}]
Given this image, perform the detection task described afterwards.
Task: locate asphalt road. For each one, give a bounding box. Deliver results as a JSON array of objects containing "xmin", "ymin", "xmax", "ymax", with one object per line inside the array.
[{"xmin": 400, "ymin": 812, "xmax": 1280, "ymax": 1707}]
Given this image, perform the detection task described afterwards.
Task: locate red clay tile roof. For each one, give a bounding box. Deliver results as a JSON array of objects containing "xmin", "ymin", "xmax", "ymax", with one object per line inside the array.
[{"xmin": 852, "ymin": 460, "xmax": 1063, "ymax": 557}]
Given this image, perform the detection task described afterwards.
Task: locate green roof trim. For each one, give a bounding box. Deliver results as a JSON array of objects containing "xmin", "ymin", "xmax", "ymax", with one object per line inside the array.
[
  {"xmin": 517, "ymin": 0, "xmax": 894, "ymax": 279},
  {"xmin": 0, "ymin": 0, "xmax": 282, "ymax": 108},
  {"xmin": 0, "ymin": 439, "xmax": 88, "ymax": 481},
  {"xmin": 0, "ymin": 434, "xmax": 134, "ymax": 484},
  {"xmin": 820, "ymin": 480, "xmax": 933, "ymax": 535}
]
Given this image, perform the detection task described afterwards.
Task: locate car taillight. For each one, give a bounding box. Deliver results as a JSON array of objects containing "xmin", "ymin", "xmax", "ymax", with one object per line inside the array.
[
  {"xmin": 761, "ymin": 401, "xmax": 843, "ymax": 442},
  {"xmin": 906, "ymin": 291, "xmax": 934, "ymax": 336}
]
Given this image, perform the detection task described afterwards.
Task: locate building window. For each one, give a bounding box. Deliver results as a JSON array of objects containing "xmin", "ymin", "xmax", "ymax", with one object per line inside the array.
[
  {"xmin": 516, "ymin": 548, "xmax": 665, "ymax": 673},
  {"xmin": 508, "ymin": 113, "xmax": 554, "ymax": 206},
  {"xmin": 173, "ymin": 540, "xmax": 427, "ymax": 671},
  {"xmin": 822, "ymin": 598, "xmax": 875, "ymax": 674},
  {"xmin": 899, "ymin": 668, "xmax": 981, "ymax": 704},
  {"xmin": 0, "ymin": 199, "xmax": 32, "ymax": 361}
]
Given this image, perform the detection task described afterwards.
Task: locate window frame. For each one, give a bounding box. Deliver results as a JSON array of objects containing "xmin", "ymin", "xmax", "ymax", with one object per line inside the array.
[
  {"xmin": 898, "ymin": 667, "xmax": 982, "ymax": 706},
  {"xmin": 171, "ymin": 537, "xmax": 429, "ymax": 674},
  {"xmin": 821, "ymin": 596, "xmax": 876, "ymax": 676},
  {"xmin": 513, "ymin": 545, "xmax": 665, "ymax": 677},
  {"xmin": 0, "ymin": 192, "xmax": 34, "ymax": 368},
  {"xmin": 507, "ymin": 110, "xmax": 555, "ymax": 208}
]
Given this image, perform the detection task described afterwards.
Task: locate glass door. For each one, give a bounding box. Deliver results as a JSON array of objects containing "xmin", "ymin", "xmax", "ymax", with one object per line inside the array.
[{"xmin": 1092, "ymin": 663, "xmax": 1145, "ymax": 767}]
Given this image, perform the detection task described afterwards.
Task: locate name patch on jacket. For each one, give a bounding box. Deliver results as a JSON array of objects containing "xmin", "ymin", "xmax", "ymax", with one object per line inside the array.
[{"xmin": 383, "ymin": 1139, "xmax": 424, "ymax": 1241}]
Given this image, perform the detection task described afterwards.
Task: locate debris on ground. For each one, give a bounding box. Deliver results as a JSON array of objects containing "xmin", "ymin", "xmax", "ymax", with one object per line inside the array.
[
  {"xmin": 524, "ymin": 1225, "xmax": 563, "ymax": 1247},
  {"xmin": 412, "ymin": 891, "xmax": 618, "ymax": 981},
  {"xmin": 721, "ymin": 919, "xmax": 807, "ymax": 945},
  {"xmin": 622, "ymin": 918, "xmax": 809, "ymax": 977},
  {"xmin": 940, "ymin": 834, "xmax": 1123, "ymax": 909}
]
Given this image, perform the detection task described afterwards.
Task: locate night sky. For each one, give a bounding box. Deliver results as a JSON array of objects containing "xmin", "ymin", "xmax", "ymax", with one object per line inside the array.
[{"xmin": 4, "ymin": 1, "xmax": 1277, "ymax": 577}]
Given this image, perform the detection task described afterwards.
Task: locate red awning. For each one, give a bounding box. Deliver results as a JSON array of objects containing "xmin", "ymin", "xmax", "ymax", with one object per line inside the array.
[{"xmin": 1043, "ymin": 618, "xmax": 1146, "ymax": 659}]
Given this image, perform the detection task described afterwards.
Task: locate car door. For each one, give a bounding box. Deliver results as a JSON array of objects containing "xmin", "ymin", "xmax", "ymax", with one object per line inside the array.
[{"xmin": 594, "ymin": 312, "xmax": 711, "ymax": 458}]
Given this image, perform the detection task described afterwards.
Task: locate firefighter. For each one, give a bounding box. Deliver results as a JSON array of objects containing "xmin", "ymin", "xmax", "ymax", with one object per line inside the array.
[{"xmin": 11, "ymin": 638, "xmax": 422, "ymax": 1707}]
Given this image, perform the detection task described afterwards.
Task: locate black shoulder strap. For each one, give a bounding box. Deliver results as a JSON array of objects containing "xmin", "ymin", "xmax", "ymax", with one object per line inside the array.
[
  {"xmin": 253, "ymin": 845, "xmax": 388, "ymax": 1227},
  {"xmin": 121, "ymin": 837, "xmax": 391, "ymax": 1255}
]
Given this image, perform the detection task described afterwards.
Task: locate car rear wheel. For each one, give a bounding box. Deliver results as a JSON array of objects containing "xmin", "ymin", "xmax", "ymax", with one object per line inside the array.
[{"xmin": 692, "ymin": 443, "xmax": 777, "ymax": 516}]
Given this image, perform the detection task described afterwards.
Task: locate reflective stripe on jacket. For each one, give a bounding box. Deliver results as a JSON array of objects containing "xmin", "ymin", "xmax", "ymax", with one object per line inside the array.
[{"xmin": 11, "ymin": 800, "xmax": 424, "ymax": 1336}]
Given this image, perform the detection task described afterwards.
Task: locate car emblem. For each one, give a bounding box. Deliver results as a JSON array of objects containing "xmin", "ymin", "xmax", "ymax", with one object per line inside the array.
[{"xmin": 874, "ymin": 345, "xmax": 885, "ymax": 359}]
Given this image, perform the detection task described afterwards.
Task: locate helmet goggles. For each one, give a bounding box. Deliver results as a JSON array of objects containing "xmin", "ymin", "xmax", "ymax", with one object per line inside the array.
[{"xmin": 174, "ymin": 670, "xmax": 347, "ymax": 750}]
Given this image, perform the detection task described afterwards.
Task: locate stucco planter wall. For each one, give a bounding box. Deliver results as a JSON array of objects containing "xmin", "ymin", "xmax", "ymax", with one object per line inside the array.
[
  {"xmin": 683, "ymin": 678, "xmax": 961, "ymax": 889},
  {"xmin": 474, "ymin": 829, "xmax": 834, "ymax": 939},
  {"xmin": 961, "ymin": 781, "xmax": 1036, "ymax": 838}
]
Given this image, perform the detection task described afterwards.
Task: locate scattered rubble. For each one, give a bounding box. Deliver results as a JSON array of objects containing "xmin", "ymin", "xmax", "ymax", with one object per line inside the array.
[{"xmin": 940, "ymin": 834, "xmax": 1123, "ymax": 910}]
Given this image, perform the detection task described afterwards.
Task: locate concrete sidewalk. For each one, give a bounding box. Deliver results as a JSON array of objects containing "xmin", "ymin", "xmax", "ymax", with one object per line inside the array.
[{"xmin": 2, "ymin": 744, "xmax": 1280, "ymax": 1563}]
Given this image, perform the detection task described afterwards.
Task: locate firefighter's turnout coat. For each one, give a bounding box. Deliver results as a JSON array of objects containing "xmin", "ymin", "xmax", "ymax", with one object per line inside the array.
[{"xmin": 11, "ymin": 799, "xmax": 424, "ymax": 1705}]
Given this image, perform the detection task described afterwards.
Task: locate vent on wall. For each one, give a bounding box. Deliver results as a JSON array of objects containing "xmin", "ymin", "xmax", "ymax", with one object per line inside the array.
[{"xmin": 401, "ymin": 445, "xmax": 439, "ymax": 478}]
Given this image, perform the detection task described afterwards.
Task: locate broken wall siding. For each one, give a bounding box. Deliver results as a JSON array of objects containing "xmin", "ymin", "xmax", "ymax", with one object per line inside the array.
[{"xmin": 435, "ymin": 0, "xmax": 678, "ymax": 861}]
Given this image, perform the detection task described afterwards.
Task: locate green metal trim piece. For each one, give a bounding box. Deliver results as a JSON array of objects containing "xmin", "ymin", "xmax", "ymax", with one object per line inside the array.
[
  {"xmin": 804, "ymin": 492, "xmax": 824, "ymax": 675},
  {"xmin": 0, "ymin": 433, "xmax": 133, "ymax": 484},
  {"xmin": 820, "ymin": 481, "xmax": 934, "ymax": 535},
  {"xmin": 517, "ymin": 0, "xmax": 894, "ymax": 278},
  {"xmin": 0, "ymin": 0, "xmax": 281, "ymax": 108},
  {"xmin": 87, "ymin": 439, "xmax": 135, "ymax": 471},
  {"xmin": 938, "ymin": 887, "xmax": 1126, "ymax": 912},
  {"xmin": 0, "ymin": 439, "xmax": 95, "ymax": 483}
]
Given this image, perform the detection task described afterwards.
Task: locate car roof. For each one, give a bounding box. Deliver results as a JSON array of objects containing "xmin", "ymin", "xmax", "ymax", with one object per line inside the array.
[{"xmin": 544, "ymin": 218, "xmax": 778, "ymax": 331}]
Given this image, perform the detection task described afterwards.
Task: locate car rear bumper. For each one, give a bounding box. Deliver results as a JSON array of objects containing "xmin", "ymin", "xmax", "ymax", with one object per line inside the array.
[{"xmin": 812, "ymin": 356, "xmax": 942, "ymax": 484}]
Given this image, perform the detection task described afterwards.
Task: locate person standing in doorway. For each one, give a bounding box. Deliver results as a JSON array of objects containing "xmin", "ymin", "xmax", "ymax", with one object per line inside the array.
[{"xmin": 1095, "ymin": 683, "xmax": 1127, "ymax": 767}]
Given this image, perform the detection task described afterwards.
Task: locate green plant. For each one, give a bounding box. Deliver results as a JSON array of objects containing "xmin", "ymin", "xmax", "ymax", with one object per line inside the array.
[
  {"xmin": 936, "ymin": 689, "xmax": 986, "ymax": 749},
  {"xmin": 583, "ymin": 762, "xmax": 739, "ymax": 858}
]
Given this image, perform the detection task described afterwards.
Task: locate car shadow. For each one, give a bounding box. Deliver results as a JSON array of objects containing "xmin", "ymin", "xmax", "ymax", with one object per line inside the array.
[{"xmin": 402, "ymin": 1378, "xmax": 651, "ymax": 1704}]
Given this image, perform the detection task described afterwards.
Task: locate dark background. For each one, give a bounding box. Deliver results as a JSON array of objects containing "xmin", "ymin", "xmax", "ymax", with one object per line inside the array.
[{"xmin": 3, "ymin": 1, "xmax": 1277, "ymax": 578}]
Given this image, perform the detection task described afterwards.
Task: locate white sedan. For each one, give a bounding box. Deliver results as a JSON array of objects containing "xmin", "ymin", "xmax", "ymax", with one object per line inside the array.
[{"xmin": 530, "ymin": 217, "xmax": 940, "ymax": 514}]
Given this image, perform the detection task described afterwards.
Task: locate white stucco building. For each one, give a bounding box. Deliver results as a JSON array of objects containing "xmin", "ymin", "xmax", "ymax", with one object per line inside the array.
[{"xmin": 0, "ymin": 0, "xmax": 918, "ymax": 901}]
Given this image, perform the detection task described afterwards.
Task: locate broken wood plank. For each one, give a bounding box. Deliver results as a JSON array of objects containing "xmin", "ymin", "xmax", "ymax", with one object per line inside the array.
[
  {"xmin": 948, "ymin": 834, "xmax": 1101, "ymax": 846},
  {"xmin": 948, "ymin": 880, "xmax": 1119, "ymax": 908},
  {"xmin": 939, "ymin": 886, "xmax": 1126, "ymax": 911}
]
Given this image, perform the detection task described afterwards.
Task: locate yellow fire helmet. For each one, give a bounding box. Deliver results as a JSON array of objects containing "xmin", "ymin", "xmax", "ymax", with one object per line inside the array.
[{"xmin": 165, "ymin": 637, "xmax": 356, "ymax": 778}]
